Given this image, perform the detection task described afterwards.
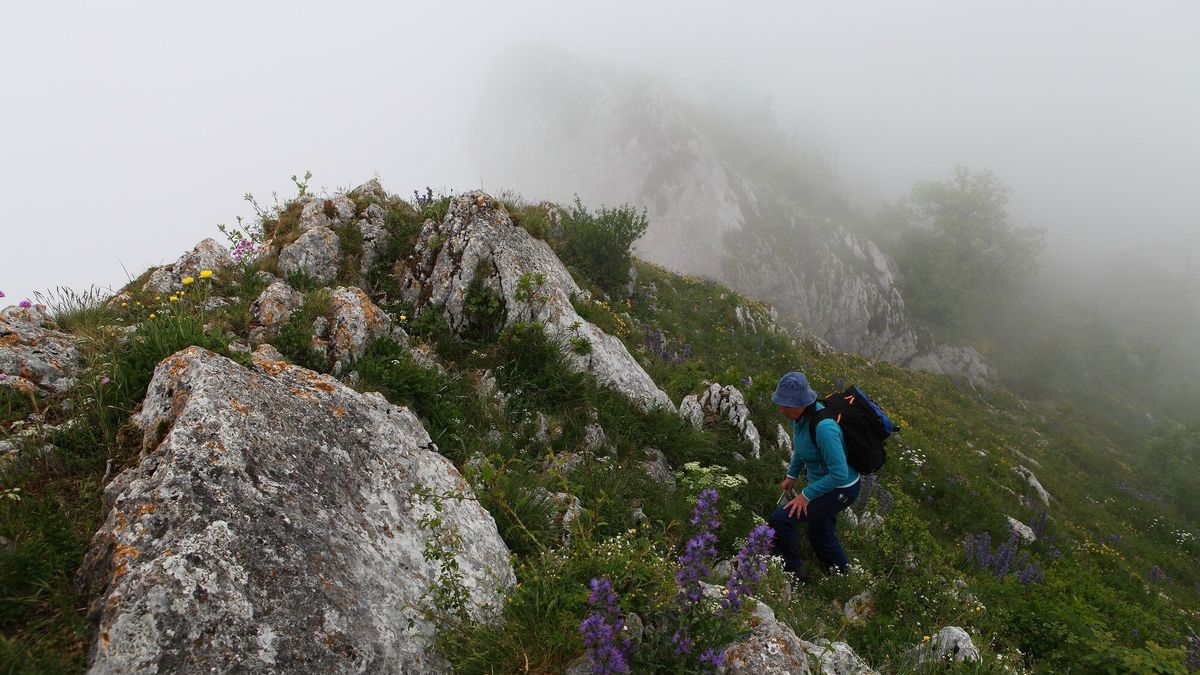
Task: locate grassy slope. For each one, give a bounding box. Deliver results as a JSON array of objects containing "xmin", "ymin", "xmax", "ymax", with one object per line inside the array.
[{"xmin": 1, "ymin": 191, "xmax": 1196, "ymax": 673}]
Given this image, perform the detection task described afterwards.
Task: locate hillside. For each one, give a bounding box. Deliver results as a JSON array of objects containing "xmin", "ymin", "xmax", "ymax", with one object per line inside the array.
[{"xmin": 1, "ymin": 181, "xmax": 1198, "ymax": 673}]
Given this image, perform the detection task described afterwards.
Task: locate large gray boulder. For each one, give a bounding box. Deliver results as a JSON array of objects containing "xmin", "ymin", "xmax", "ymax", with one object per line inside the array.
[
  {"xmin": 0, "ymin": 304, "xmax": 81, "ymax": 394},
  {"xmin": 78, "ymin": 347, "xmax": 513, "ymax": 674},
  {"xmin": 142, "ymin": 238, "xmax": 234, "ymax": 294},
  {"xmin": 327, "ymin": 286, "xmax": 397, "ymax": 372},
  {"xmin": 399, "ymin": 192, "xmax": 672, "ymax": 412},
  {"xmin": 248, "ymin": 280, "xmax": 304, "ymax": 344}
]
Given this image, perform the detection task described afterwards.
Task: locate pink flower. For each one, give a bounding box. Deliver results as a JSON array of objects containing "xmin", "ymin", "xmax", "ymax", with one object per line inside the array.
[
  {"xmin": 100, "ymin": 377, "xmax": 110, "ymax": 385},
  {"xmin": 18, "ymin": 299, "xmax": 32, "ymax": 308},
  {"xmin": 0, "ymin": 373, "xmax": 7, "ymax": 381},
  {"xmin": 0, "ymin": 290, "xmax": 5, "ymax": 298}
]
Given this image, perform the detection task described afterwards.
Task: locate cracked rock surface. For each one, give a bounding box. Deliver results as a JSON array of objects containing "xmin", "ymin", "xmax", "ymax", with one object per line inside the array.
[
  {"xmin": 0, "ymin": 304, "xmax": 81, "ymax": 394},
  {"xmin": 399, "ymin": 191, "xmax": 672, "ymax": 412},
  {"xmin": 77, "ymin": 347, "xmax": 513, "ymax": 674},
  {"xmin": 142, "ymin": 238, "xmax": 234, "ymax": 295}
]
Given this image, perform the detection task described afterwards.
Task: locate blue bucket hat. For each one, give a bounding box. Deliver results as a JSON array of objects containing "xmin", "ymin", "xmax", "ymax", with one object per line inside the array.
[{"xmin": 772, "ymin": 372, "xmax": 818, "ymax": 408}]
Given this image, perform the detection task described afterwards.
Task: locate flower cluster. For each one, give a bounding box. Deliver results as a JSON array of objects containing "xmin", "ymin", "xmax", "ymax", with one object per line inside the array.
[
  {"xmin": 965, "ymin": 531, "xmax": 1043, "ymax": 585},
  {"xmin": 721, "ymin": 523, "xmax": 774, "ymax": 613},
  {"xmin": 580, "ymin": 577, "xmax": 632, "ymax": 674},
  {"xmin": 676, "ymin": 489, "xmax": 720, "ymax": 613},
  {"xmin": 231, "ymin": 238, "xmax": 261, "ymax": 263},
  {"xmin": 642, "ymin": 326, "xmax": 691, "ymax": 364}
]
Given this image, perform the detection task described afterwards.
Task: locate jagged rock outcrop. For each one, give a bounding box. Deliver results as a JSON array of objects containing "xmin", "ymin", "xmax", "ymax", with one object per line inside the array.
[
  {"xmin": 679, "ymin": 383, "xmax": 762, "ymax": 459},
  {"xmin": 471, "ymin": 45, "xmax": 995, "ymax": 381},
  {"xmin": 398, "ymin": 192, "xmax": 672, "ymax": 412},
  {"xmin": 77, "ymin": 347, "xmax": 513, "ymax": 674},
  {"xmin": 721, "ymin": 605, "xmax": 877, "ymax": 674},
  {"xmin": 0, "ymin": 304, "xmax": 81, "ymax": 394},
  {"xmin": 143, "ymin": 238, "xmax": 233, "ymax": 294}
]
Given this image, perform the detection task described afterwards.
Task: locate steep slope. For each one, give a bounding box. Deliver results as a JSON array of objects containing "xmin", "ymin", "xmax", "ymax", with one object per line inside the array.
[{"xmin": 0, "ymin": 183, "xmax": 1196, "ymax": 673}]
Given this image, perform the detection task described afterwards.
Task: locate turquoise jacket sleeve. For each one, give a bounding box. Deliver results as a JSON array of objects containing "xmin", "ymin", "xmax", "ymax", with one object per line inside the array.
[
  {"xmin": 786, "ymin": 419, "xmax": 805, "ymax": 479},
  {"xmin": 801, "ymin": 419, "xmax": 851, "ymax": 501}
]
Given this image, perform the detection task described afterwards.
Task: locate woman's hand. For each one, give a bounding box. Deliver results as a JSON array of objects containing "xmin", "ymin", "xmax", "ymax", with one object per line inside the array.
[
  {"xmin": 780, "ymin": 477, "xmax": 795, "ymax": 494},
  {"xmin": 786, "ymin": 492, "xmax": 810, "ymax": 518}
]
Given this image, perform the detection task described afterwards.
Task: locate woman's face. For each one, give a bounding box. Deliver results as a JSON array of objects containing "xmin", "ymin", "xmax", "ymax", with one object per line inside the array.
[{"xmin": 778, "ymin": 405, "xmax": 806, "ymax": 420}]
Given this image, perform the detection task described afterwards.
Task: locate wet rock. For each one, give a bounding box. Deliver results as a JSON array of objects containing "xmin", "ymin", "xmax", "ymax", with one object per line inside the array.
[
  {"xmin": 77, "ymin": 347, "xmax": 513, "ymax": 673},
  {"xmin": 142, "ymin": 239, "xmax": 234, "ymax": 295},
  {"xmin": 278, "ymin": 226, "xmax": 340, "ymax": 284},
  {"xmin": 398, "ymin": 192, "xmax": 672, "ymax": 412},
  {"xmin": 0, "ymin": 304, "xmax": 81, "ymax": 394}
]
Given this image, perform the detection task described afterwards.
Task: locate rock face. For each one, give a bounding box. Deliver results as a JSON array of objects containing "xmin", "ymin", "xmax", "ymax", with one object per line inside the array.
[
  {"xmin": 327, "ymin": 286, "xmax": 396, "ymax": 372},
  {"xmin": 1006, "ymin": 515, "xmax": 1037, "ymax": 543},
  {"xmin": 78, "ymin": 347, "xmax": 513, "ymax": 674},
  {"xmin": 0, "ymin": 304, "xmax": 81, "ymax": 394},
  {"xmin": 471, "ymin": 45, "xmax": 995, "ymax": 381},
  {"xmin": 903, "ymin": 343, "xmax": 996, "ymax": 385},
  {"xmin": 143, "ymin": 238, "xmax": 234, "ymax": 294},
  {"xmin": 679, "ymin": 383, "xmax": 762, "ymax": 458},
  {"xmin": 398, "ymin": 192, "xmax": 672, "ymax": 412},
  {"xmin": 279, "ymin": 225, "xmax": 340, "ymax": 284}
]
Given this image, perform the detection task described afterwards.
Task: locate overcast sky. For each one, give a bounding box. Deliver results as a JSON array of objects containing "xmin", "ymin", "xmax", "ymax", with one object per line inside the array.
[{"xmin": 2, "ymin": 1, "xmax": 1198, "ymax": 305}]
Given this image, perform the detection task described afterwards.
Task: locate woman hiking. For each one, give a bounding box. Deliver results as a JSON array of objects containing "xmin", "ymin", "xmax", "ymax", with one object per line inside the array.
[{"xmin": 768, "ymin": 371, "xmax": 861, "ymax": 582}]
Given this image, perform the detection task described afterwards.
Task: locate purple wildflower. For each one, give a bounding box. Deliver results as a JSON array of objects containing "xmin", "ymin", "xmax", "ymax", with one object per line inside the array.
[
  {"xmin": 0, "ymin": 290, "xmax": 5, "ymax": 298},
  {"xmin": 699, "ymin": 648, "xmax": 725, "ymax": 668},
  {"xmin": 722, "ymin": 523, "xmax": 775, "ymax": 613},
  {"xmin": 100, "ymin": 376, "xmax": 110, "ymax": 385},
  {"xmin": 18, "ymin": 299, "xmax": 32, "ymax": 308},
  {"xmin": 0, "ymin": 373, "xmax": 7, "ymax": 381},
  {"xmin": 579, "ymin": 577, "xmax": 632, "ymax": 674},
  {"xmin": 676, "ymin": 489, "xmax": 720, "ymax": 612},
  {"xmin": 231, "ymin": 238, "xmax": 260, "ymax": 263},
  {"xmin": 672, "ymin": 627, "xmax": 693, "ymax": 655}
]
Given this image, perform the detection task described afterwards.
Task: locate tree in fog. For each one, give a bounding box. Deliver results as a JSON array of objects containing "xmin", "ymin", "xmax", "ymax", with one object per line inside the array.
[{"xmin": 894, "ymin": 167, "xmax": 1044, "ymax": 338}]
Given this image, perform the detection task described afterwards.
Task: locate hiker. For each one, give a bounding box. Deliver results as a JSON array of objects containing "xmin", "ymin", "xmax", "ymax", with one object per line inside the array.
[{"xmin": 768, "ymin": 371, "xmax": 861, "ymax": 581}]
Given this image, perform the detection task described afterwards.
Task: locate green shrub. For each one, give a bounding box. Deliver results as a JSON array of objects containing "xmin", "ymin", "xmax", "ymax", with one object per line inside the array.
[
  {"xmin": 560, "ymin": 197, "xmax": 648, "ymax": 297},
  {"xmin": 274, "ymin": 288, "xmax": 332, "ymax": 373}
]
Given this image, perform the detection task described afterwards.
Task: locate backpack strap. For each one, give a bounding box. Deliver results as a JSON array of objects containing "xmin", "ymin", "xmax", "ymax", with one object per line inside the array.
[{"xmin": 806, "ymin": 404, "xmax": 837, "ymax": 450}]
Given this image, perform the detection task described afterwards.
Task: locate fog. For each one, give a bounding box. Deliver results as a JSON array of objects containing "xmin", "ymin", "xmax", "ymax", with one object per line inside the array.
[{"xmin": 3, "ymin": 1, "xmax": 1198, "ymax": 326}]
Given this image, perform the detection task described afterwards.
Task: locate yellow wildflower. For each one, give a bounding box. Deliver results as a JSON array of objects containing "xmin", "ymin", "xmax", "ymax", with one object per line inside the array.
[
  {"xmin": 169, "ymin": 296, "xmax": 179, "ymax": 302},
  {"xmin": 182, "ymin": 276, "xmax": 195, "ymax": 285},
  {"xmin": 399, "ymin": 314, "xmax": 407, "ymax": 321},
  {"xmin": 155, "ymin": 296, "xmax": 162, "ymax": 301},
  {"xmin": 120, "ymin": 302, "xmax": 128, "ymax": 308},
  {"xmin": 199, "ymin": 269, "xmax": 213, "ymax": 279},
  {"xmin": 149, "ymin": 313, "xmax": 157, "ymax": 319}
]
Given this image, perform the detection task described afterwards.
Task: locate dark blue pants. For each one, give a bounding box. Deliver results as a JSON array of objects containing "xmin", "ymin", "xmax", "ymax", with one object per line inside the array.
[{"xmin": 768, "ymin": 481, "xmax": 861, "ymax": 579}]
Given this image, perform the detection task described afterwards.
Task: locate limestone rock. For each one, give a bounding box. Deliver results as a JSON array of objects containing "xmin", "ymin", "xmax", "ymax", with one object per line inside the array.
[
  {"xmin": 678, "ymin": 394, "xmax": 704, "ymax": 429},
  {"xmin": 249, "ymin": 281, "xmax": 304, "ymax": 344},
  {"xmin": 909, "ymin": 626, "xmax": 981, "ymax": 665},
  {"xmin": 397, "ymin": 192, "xmax": 672, "ymax": 412},
  {"xmin": 721, "ymin": 618, "xmax": 816, "ymax": 674},
  {"xmin": 904, "ymin": 344, "xmax": 996, "ymax": 386},
  {"xmin": 279, "ymin": 226, "xmax": 340, "ymax": 284},
  {"xmin": 808, "ymin": 639, "xmax": 878, "ymax": 675},
  {"xmin": 143, "ymin": 239, "xmax": 234, "ymax": 294},
  {"xmin": 0, "ymin": 304, "xmax": 81, "ymax": 394},
  {"xmin": 641, "ymin": 448, "xmax": 675, "ymax": 487},
  {"xmin": 696, "ymin": 383, "xmax": 762, "ymax": 459},
  {"xmin": 1014, "ymin": 465, "xmax": 1051, "ymax": 505},
  {"xmin": 1006, "ymin": 515, "xmax": 1037, "ymax": 543},
  {"xmin": 328, "ymin": 286, "xmax": 396, "ymax": 372},
  {"xmin": 78, "ymin": 347, "xmax": 513, "ymax": 673},
  {"xmin": 843, "ymin": 591, "xmax": 874, "ymax": 622},
  {"xmin": 777, "ymin": 423, "xmax": 793, "ymax": 458},
  {"xmin": 351, "ymin": 178, "xmax": 389, "ymax": 202}
]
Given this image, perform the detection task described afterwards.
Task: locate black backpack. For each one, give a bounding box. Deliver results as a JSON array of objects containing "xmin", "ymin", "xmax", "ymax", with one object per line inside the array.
[{"xmin": 803, "ymin": 385, "xmax": 895, "ymax": 475}]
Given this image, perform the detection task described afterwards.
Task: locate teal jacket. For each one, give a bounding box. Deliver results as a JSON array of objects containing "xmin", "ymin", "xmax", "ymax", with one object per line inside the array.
[{"xmin": 788, "ymin": 403, "xmax": 861, "ymax": 500}]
